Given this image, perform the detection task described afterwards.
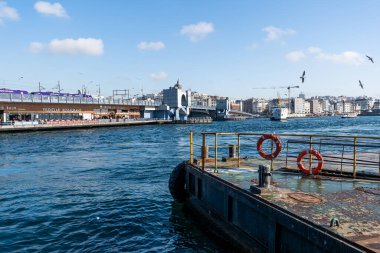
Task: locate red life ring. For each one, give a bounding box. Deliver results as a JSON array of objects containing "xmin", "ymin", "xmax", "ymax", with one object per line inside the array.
[
  {"xmin": 297, "ymin": 149, "xmax": 324, "ymax": 175},
  {"xmin": 256, "ymin": 134, "xmax": 282, "ymax": 160}
]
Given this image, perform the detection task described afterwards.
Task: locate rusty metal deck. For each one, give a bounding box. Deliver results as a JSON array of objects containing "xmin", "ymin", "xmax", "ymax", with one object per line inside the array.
[
  {"xmin": 188, "ymin": 132, "xmax": 380, "ymax": 251},
  {"xmin": 204, "ymin": 166, "xmax": 380, "ymax": 252}
]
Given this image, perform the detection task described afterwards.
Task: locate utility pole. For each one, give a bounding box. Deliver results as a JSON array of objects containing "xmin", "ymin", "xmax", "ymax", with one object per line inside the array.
[
  {"xmin": 56, "ymin": 81, "xmax": 63, "ymax": 93},
  {"xmin": 97, "ymin": 84, "xmax": 101, "ymax": 98},
  {"xmin": 82, "ymin": 84, "xmax": 87, "ymax": 95},
  {"xmin": 38, "ymin": 82, "xmax": 45, "ymax": 92},
  {"xmin": 55, "ymin": 81, "xmax": 63, "ymax": 102}
]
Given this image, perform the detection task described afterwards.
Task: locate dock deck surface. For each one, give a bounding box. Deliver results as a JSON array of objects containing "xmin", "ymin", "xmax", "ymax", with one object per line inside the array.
[{"xmin": 203, "ymin": 163, "xmax": 380, "ymax": 252}]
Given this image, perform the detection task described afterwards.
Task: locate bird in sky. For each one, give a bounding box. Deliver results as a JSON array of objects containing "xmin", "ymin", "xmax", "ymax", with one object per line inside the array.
[
  {"xmin": 300, "ymin": 71, "xmax": 305, "ymax": 83},
  {"xmin": 359, "ymin": 80, "xmax": 364, "ymax": 89},
  {"xmin": 366, "ymin": 55, "xmax": 374, "ymax": 63}
]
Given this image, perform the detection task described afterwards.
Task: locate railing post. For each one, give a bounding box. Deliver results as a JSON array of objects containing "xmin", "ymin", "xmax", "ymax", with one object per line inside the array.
[
  {"xmin": 214, "ymin": 133, "xmax": 218, "ymax": 173},
  {"xmin": 202, "ymin": 133, "xmax": 206, "ymax": 171},
  {"xmin": 353, "ymin": 137, "xmax": 357, "ymax": 178},
  {"xmin": 285, "ymin": 141, "xmax": 289, "ymax": 168},
  {"xmin": 340, "ymin": 145, "xmax": 345, "ymax": 174},
  {"xmin": 270, "ymin": 138, "xmax": 274, "ymax": 171},
  {"xmin": 190, "ymin": 131, "xmax": 194, "ymax": 164},
  {"xmin": 309, "ymin": 136, "xmax": 313, "ymax": 175},
  {"xmin": 237, "ymin": 134, "xmax": 241, "ymax": 168}
]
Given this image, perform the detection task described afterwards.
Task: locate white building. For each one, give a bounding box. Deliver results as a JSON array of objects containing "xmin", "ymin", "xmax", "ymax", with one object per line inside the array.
[
  {"xmin": 343, "ymin": 101, "xmax": 353, "ymax": 113},
  {"xmin": 304, "ymin": 101, "xmax": 310, "ymax": 114},
  {"xmin": 294, "ymin": 97, "xmax": 305, "ymax": 114},
  {"xmin": 355, "ymin": 97, "xmax": 374, "ymax": 112},
  {"xmin": 252, "ymin": 99, "xmax": 268, "ymax": 114},
  {"xmin": 320, "ymin": 99, "xmax": 332, "ymax": 114},
  {"xmin": 335, "ymin": 101, "xmax": 344, "ymax": 114},
  {"xmin": 162, "ymin": 80, "xmax": 191, "ymax": 120}
]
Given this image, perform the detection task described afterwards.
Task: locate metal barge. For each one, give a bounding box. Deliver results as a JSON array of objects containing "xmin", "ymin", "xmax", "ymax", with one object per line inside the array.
[{"xmin": 169, "ymin": 132, "xmax": 380, "ymax": 253}]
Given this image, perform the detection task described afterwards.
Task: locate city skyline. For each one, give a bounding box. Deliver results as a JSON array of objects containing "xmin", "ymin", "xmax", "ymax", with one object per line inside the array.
[{"xmin": 1, "ymin": 1, "xmax": 380, "ymax": 99}]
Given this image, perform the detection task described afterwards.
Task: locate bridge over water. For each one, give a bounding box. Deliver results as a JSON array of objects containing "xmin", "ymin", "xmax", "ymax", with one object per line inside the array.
[{"xmin": 0, "ymin": 94, "xmax": 256, "ymax": 121}]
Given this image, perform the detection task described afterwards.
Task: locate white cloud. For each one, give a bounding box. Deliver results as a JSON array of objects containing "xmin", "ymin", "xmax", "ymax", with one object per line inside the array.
[
  {"xmin": 137, "ymin": 41, "xmax": 165, "ymax": 51},
  {"xmin": 49, "ymin": 38, "xmax": 103, "ymax": 55},
  {"xmin": 0, "ymin": 2, "xmax": 19, "ymax": 23},
  {"xmin": 308, "ymin": 46, "xmax": 322, "ymax": 54},
  {"xmin": 28, "ymin": 42, "xmax": 45, "ymax": 53},
  {"xmin": 150, "ymin": 72, "xmax": 168, "ymax": 81},
  {"xmin": 34, "ymin": 1, "xmax": 68, "ymax": 18},
  {"xmin": 180, "ymin": 22, "xmax": 214, "ymax": 42},
  {"xmin": 309, "ymin": 48, "xmax": 364, "ymax": 65},
  {"xmin": 285, "ymin": 51, "xmax": 306, "ymax": 62},
  {"xmin": 263, "ymin": 26, "xmax": 295, "ymax": 41},
  {"xmin": 28, "ymin": 38, "xmax": 104, "ymax": 55}
]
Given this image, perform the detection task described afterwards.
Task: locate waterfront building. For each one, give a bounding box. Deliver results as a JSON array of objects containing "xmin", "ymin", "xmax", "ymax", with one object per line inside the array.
[
  {"xmin": 252, "ymin": 99, "xmax": 268, "ymax": 114},
  {"xmin": 230, "ymin": 99, "xmax": 243, "ymax": 111},
  {"xmin": 343, "ymin": 100, "xmax": 353, "ymax": 113},
  {"xmin": 354, "ymin": 103, "xmax": 361, "ymax": 113},
  {"xmin": 303, "ymin": 101, "xmax": 311, "ymax": 114},
  {"xmin": 161, "ymin": 80, "xmax": 192, "ymax": 120},
  {"xmin": 373, "ymin": 99, "xmax": 380, "ymax": 110},
  {"xmin": 242, "ymin": 98, "xmax": 255, "ymax": 114},
  {"xmin": 355, "ymin": 97, "xmax": 374, "ymax": 112},
  {"xmin": 294, "ymin": 97, "xmax": 305, "ymax": 114},
  {"xmin": 0, "ymin": 100, "xmax": 142, "ymax": 122},
  {"xmin": 242, "ymin": 98, "xmax": 267, "ymax": 114},
  {"xmin": 335, "ymin": 101, "xmax": 344, "ymax": 114},
  {"xmin": 320, "ymin": 99, "xmax": 333, "ymax": 114},
  {"xmin": 191, "ymin": 92, "xmax": 209, "ymax": 107},
  {"xmin": 191, "ymin": 92, "xmax": 219, "ymax": 108},
  {"xmin": 216, "ymin": 97, "xmax": 230, "ymax": 119},
  {"xmin": 309, "ymin": 99, "xmax": 321, "ymax": 115}
]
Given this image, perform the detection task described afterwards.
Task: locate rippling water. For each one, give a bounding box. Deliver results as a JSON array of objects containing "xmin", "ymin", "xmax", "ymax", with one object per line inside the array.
[{"xmin": 1, "ymin": 116, "xmax": 379, "ymax": 252}]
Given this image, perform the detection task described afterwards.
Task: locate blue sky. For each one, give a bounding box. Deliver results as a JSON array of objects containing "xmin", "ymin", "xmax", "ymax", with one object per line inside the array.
[{"xmin": 1, "ymin": 0, "xmax": 380, "ymax": 99}]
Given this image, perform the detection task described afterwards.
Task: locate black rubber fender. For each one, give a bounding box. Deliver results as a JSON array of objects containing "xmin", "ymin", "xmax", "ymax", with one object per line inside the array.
[{"xmin": 169, "ymin": 162, "xmax": 187, "ymax": 202}]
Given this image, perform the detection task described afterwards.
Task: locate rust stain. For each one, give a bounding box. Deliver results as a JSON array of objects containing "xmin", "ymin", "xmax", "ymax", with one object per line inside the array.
[
  {"xmin": 288, "ymin": 192, "xmax": 324, "ymax": 203},
  {"xmin": 355, "ymin": 235, "xmax": 380, "ymax": 253}
]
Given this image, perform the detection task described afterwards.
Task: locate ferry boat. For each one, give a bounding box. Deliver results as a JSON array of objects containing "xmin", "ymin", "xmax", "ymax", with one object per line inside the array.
[
  {"xmin": 169, "ymin": 131, "xmax": 380, "ymax": 253},
  {"xmin": 270, "ymin": 107, "xmax": 288, "ymax": 121}
]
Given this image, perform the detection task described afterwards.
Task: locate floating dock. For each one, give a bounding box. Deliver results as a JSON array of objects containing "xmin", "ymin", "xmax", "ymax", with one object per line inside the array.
[{"xmin": 170, "ymin": 132, "xmax": 380, "ymax": 253}]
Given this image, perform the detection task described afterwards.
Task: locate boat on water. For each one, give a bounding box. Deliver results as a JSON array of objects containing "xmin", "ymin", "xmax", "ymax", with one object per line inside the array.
[
  {"xmin": 270, "ymin": 107, "xmax": 288, "ymax": 121},
  {"xmin": 359, "ymin": 109, "xmax": 380, "ymax": 116},
  {"xmin": 169, "ymin": 131, "xmax": 380, "ymax": 252},
  {"xmin": 341, "ymin": 113, "xmax": 357, "ymax": 118}
]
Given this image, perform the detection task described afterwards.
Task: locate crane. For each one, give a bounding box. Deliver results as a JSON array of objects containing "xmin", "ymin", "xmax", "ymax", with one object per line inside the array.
[{"xmin": 252, "ymin": 85, "xmax": 299, "ymax": 113}]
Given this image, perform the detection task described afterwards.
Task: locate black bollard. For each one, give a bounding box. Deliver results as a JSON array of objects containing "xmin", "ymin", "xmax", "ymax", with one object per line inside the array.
[
  {"xmin": 229, "ymin": 145, "xmax": 236, "ymax": 158},
  {"xmin": 258, "ymin": 165, "xmax": 271, "ymax": 188}
]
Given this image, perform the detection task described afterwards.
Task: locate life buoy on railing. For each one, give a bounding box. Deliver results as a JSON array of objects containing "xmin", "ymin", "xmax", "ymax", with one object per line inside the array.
[
  {"xmin": 256, "ymin": 134, "xmax": 282, "ymax": 160},
  {"xmin": 297, "ymin": 149, "xmax": 324, "ymax": 175}
]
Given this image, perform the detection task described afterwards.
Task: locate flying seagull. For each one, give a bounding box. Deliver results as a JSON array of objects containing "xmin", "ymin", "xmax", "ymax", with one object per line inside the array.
[
  {"xmin": 366, "ymin": 55, "xmax": 374, "ymax": 63},
  {"xmin": 300, "ymin": 71, "xmax": 305, "ymax": 83},
  {"xmin": 359, "ymin": 80, "xmax": 364, "ymax": 89}
]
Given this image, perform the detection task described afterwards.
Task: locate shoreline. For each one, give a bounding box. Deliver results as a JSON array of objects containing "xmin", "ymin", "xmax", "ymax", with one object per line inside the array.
[{"xmin": 0, "ymin": 119, "xmax": 171, "ymax": 133}]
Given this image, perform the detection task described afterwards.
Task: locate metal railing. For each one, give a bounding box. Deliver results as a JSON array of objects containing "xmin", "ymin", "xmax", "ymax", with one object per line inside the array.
[
  {"xmin": 0, "ymin": 118, "xmax": 170, "ymax": 129},
  {"xmin": 189, "ymin": 131, "xmax": 380, "ymax": 178},
  {"xmin": 0, "ymin": 93, "xmax": 162, "ymax": 106}
]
